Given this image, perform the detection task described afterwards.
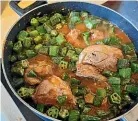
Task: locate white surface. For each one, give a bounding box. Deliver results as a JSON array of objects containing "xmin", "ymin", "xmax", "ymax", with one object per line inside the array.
[{"xmin": 1, "ymin": 82, "xmax": 26, "ymax": 121}]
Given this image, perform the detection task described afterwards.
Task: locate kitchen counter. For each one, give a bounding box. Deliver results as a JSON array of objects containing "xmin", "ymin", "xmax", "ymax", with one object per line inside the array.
[{"xmin": 1, "ymin": 1, "xmax": 138, "ymax": 121}]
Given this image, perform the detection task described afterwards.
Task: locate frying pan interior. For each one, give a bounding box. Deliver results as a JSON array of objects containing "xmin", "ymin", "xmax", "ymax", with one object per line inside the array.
[{"xmin": 3, "ymin": 1, "xmax": 138, "ymax": 121}]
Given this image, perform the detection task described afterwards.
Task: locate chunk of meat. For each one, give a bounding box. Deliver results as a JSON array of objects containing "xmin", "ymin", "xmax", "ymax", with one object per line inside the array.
[
  {"xmin": 78, "ymin": 45, "xmax": 124, "ymax": 72},
  {"xmin": 66, "ymin": 29, "xmax": 87, "ymax": 48},
  {"xmin": 76, "ymin": 63, "xmax": 107, "ymax": 81},
  {"xmin": 90, "ymin": 29, "xmax": 104, "ymax": 40},
  {"xmin": 32, "ymin": 75, "xmax": 76, "ymax": 107},
  {"xmin": 24, "ymin": 60, "xmax": 54, "ymax": 85}
]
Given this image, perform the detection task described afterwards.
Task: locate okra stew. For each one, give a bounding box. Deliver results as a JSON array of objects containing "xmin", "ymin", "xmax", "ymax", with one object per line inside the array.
[{"xmin": 9, "ymin": 11, "xmax": 138, "ymax": 121}]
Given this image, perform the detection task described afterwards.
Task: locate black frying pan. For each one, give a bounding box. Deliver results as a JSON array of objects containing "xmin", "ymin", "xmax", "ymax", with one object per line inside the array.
[{"xmin": 2, "ymin": 1, "xmax": 138, "ymax": 121}]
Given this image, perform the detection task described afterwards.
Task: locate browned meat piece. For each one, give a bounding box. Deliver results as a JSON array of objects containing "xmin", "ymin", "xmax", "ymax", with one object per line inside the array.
[
  {"xmin": 78, "ymin": 45, "xmax": 124, "ymax": 72},
  {"xmin": 32, "ymin": 75, "xmax": 76, "ymax": 107},
  {"xmin": 66, "ymin": 29, "xmax": 87, "ymax": 48},
  {"xmin": 24, "ymin": 60, "xmax": 54, "ymax": 85},
  {"xmin": 90, "ymin": 29, "xmax": 105, "ymax": 40},
  {"xmin": 76, "ymin": 63, "xmax": 107, "ymax": 81}
]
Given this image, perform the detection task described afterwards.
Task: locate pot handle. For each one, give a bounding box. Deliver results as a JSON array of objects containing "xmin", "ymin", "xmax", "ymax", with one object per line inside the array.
[{"xmin": 9, "ymin": 0, "xmax": 47, "ymax": 16}]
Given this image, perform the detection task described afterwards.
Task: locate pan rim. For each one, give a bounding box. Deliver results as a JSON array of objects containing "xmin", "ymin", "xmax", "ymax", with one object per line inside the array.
[{"xmin": 2, "ymin": 1, "xmax": 138, "ymax": 121}]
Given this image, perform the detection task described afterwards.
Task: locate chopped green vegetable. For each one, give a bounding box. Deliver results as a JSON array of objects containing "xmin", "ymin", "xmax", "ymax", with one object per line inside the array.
[
  {"xmin": 72, "ymin": 86, "xmax": 87, "ymax": 96},
  {"xmin": 43, "ymin": 22, "xmax": 53, "ymax": 33},
  {"xmin": 23, "ymin": 37, "xmax": 32, "ymax": 48},
  {"xmin": 64, "ymin": 42, "xmax": 74, "ymax": 50},
  {"xmin": 36, "ymin": 104, "xmax": 45, "ymax": 113},
  {"xmin": 96, "ymin": 88, "xmax": 106, "ymax": 98},
  {"xmin": 93, "ymin": 96, "xmax": 103, "ymax": 107},
  {"xmin": 75, "ymin": 48, "xmax": 83, "ymax": 54},
  {"xmin": 70, "ymin": 78, "xmax": 81, "ymax": 85},
  {"xmin": 11, "ymin": 66, "xmax": 24, "ymax": 76},
  {"xmin": 112, "ymin": 85, "xmax": 121, "ymax": 95},
  {"xmin": 117, "ymin": 59, "xmax": 130, "ymax": 69},
  {"xmin": 96, "ymin": 110, "xmax": 110, "ymax": 117},
  {"xmin": 103, "ymin": 36, "xmax": 122, "ymax": 47},
  {"xmin": 34, "ymin": 36, "xmax": 42, "ymax": 44},
  {"xmin": 60, "ymin": 47, "xmax": 67, "ymax": 57},
  {"xmin": 49, "ymin": 46, "xmax": 59, "ymax": 56},
  {"xmin": 59, "ymin": 108, "xmax": 69, "ymax": 119},
  {"xmin": 17, "ymin": 30, "xmax": 29, "ymax": 41},
  {"xmin": 49, "ymin": 37, "xmax": 57, "ymax": 45},
  {"xmin": 110, "ymin": 93, "xmax": 121, "ymax": 104},
  {"xmin": 47, "ymin": 106, "xmax": 59, "ymax": 118},
  {"xmin": 15, "ymin": 59, "xmax": 29, "ymax": 68},
  {"xmin": 52, "ymin": 57, "xmax": 63, "ymax": 64},
  {"xmin": 80, "ymin": 115, "xmax": 101, "ymax": 121},
  {"xmin": 56, "ymin": 33, "xmax": 66, "ymax": 45},
  {"xmin": 119, "ymin": 68, "xmax": 131, "ymax": 79},
  {"xmin": 37, "ymin": 15, "xmax": 48, "ymax": 23},
  {"xmin": 29, "ymin": 30, "xmax": 39, "ymax": 37},
  {"xmin": 50, "ymin": 13, "xmax": 62, "ymax": 26},
  {"xmin": 59, "ymin": 61, "xmax": 68, "ymax": 69},
  {"xmin": 9, "ymin": 55, "xmax": 17, "ymax": 62},
  {"xmin": 57, "ymin": 95, "xmax": 67, "ymax": 105},
  {"xmin": 77, "ymin": 99, "xmax": 85, "ymax": 109},
  {"xmin": 68, "ymin": 61, "xmax": 76, "ymax": 71},
  {"xmin": 68, "ymin": 11, "xmax": 81, "ymax": 29},
  {"xmin": 62, "ymin": 72, "xmax": 69, "ymax": 81},
  {"xmin": 125, "ymin": 85, "xmax": 138, "ymax": 94},
  {"xmin": 82, "ymin": 32, "xmax": 90, "ymax": 46},
  {"xmin": 50, "ymin": 30, "xmax": 58, "ymax": 37},
  {"xmin": 30, "ymin": 18, "xmax": 39, "ymax": 26},
  {"xmin": 26, "ymin": 50, "xmax": 37, "ymax": 58},
  {"xmin": 131, "ymin": 63, "xmax": 138, "ymax": 73},
  {"xmin": 34, "ymin": 44, "xmax": 43, "ymax": 52},
  {"xmin": 84, "ymin": 17, "xmax": 100, "ymax": 29},
  {"xmin": 121, "ymin": 79, "xmax": 130, "ymax": 85},
  {"xmin": 17, "ymin": 87, "xmax": 35, "ymax": 98},
  {"xmin": 82, "ymin": 105, "xmax": 91, "ymax": 114},
  {"xmin": 72, "ymin": 54, "xmax": 79, "ymax": 61},
  {"xmin": 17, "ymin": 51, "xmax": 27, "ymax": 60},
  {"xmin": 38, "ymin": 46, "xmax": 48, "ymax": 55},
  {"xmin": 43, "ymin": 33, "xmax": 51, "ymax": 42},
  {"xmin": 66, "ymin": 50, "xmax": 75, "ymax": 58},
  {"xmin": 103, "ymin": 70, "xmax": 113, "ymax": 77},
  {"xmin": 13, "ymin": 41, "xmax": 23, "ymax": 53},
  {"xmin": 122, "ymin": 43, "xmax": 135, "ymax": 54},
  {"xmin": 36, "ymin": 25, "xmax": 46, "ymax": 35},
  {"xmin": 69, "ymin": 110, "xmax": 80, "ymax": 121},
  {"xmin": 8, "ymin": 41, "xmax": 13, "ymax": 48},
  {"xmin": 108, "ymin": 77, "xmax": 121, "ymax": 85},
  {"xmin": 123, "ymin": 94, "xmax": 131, "ymax": 102},
  {"xmin": 27, "ymin": 70, "xmax": 37, "ymax": 77}
]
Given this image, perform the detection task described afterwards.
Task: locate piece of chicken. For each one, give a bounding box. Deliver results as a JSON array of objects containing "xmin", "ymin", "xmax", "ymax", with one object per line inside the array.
[
  {"xmin": 90, "ymin": 29, "xmax": 105, "ymax": 40},
  {"xmin": 78, "ymin": 45, "xmax": 124, "ymax": 72},
  {"xmin": 24, "ymin": 60, "xmax": 54, "ymax": 85},
  {"xmin": 32, "ymin": 75, "xmax": 76, "ymax": 107},
  {"xmin": 66, "ymin": 29, "xmax": 86, "ymax": 48},
  {"xmin": 76, "ymin": 45, "xmax": 124, "ymax": 81},
  {"xmin": 76, "ymin": 63, "xmax": 107, "ymax": 81}
]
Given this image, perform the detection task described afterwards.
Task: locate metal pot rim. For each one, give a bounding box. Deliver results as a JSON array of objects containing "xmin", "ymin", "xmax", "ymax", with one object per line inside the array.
[{"xmin": 2, "ymin": 1, "xmax": 138, "ymax": 121}]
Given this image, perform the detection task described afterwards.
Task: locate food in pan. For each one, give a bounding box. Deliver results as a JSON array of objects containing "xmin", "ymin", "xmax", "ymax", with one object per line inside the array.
[{"xmin": 9, "ymin": 11, "xmax": 138, "ymax": 121}]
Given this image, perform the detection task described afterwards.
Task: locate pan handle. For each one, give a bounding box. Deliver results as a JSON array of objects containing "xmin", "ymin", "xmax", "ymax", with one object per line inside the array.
[{"xmin": 9, "ymin": 0, "xmax": 47, "ymax": 16}]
